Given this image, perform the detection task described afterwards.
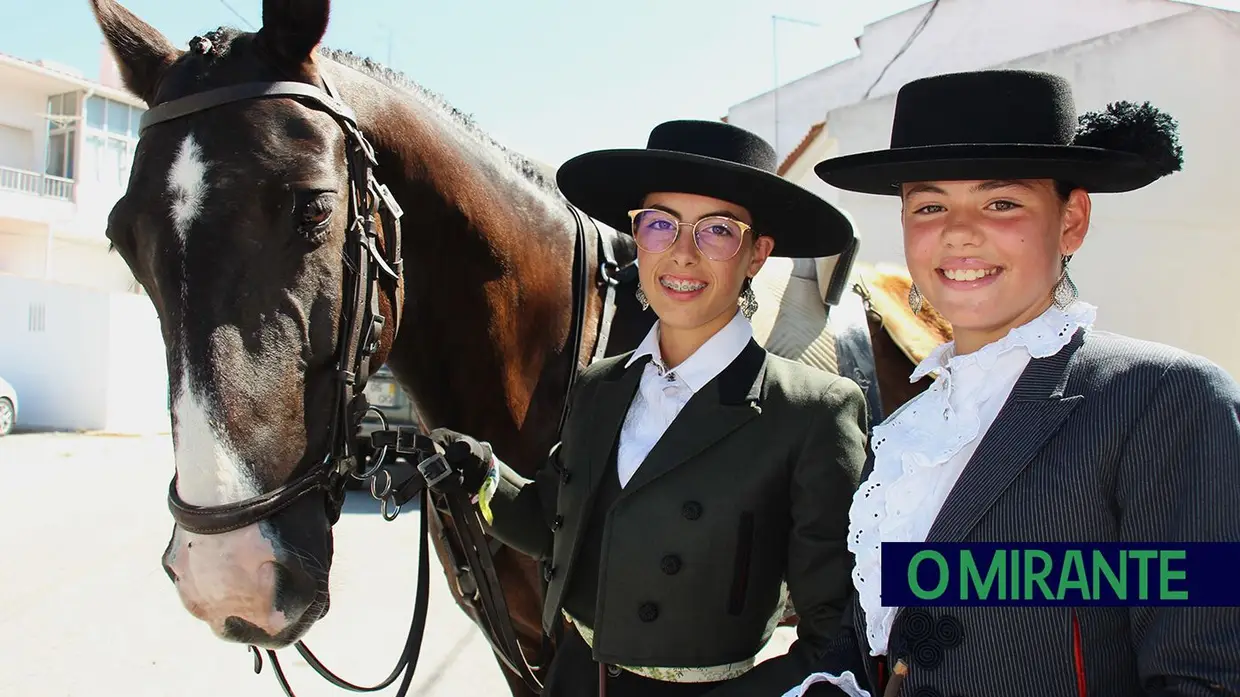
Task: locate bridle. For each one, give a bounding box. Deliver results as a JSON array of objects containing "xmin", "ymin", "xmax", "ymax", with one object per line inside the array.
[
  {"xmin": 147, "ymin": 72, "xmax": 404, "ymax": 535},
  {"xmin": 135, "ymin": 60, "xmax": 601, "ymax": 697},
  {"xmin": 139, "ymin": 68, "xmax": 435, "ymax": 695}
]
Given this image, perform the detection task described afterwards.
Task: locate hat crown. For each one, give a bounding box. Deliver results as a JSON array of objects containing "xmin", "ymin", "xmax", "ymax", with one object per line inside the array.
[
  {"xmin": 647, "ymin": 120, "xmax": 778, "ymax": 173},
  {"xmin": 890, "ymin": 70, "xmax": 1079, "ymax": 148}
]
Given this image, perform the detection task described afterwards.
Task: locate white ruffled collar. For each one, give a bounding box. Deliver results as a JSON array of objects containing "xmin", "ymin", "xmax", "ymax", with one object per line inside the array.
[
  {"xmin": 847, "ymin": 300, "xmax": 1097, "ymax": 656},
  {"xmin": 910, "ymin": 300, "xmax": 1098, "ymax": 382}
]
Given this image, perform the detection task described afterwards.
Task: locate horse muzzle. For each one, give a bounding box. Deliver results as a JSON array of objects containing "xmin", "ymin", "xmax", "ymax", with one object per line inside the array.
[{"xmin": 161, "ymin": 519, "xmax": 330, "ymax": 647}]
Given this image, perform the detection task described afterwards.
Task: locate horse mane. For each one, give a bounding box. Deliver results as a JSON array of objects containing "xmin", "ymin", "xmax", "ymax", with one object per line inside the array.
[
  {"xmin": 190, "ymin": 26, "xmax": 560, "ymax": 196},
  {"xmin": 319, "ymin": 50, "xmax": 560, "ymax": 196}
]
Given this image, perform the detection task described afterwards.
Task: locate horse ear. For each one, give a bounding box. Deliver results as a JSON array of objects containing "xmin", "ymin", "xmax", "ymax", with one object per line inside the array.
[
  {"xmin": 89, "ymin": 0, "xmax": 180, "ymax": 104},
  {"xmin": 259, "ymin": 0, "xmax": 330, "ymax": 65}
]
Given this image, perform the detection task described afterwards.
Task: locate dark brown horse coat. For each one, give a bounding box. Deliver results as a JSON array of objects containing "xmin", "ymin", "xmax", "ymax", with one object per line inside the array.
[{"xmin": 486, "ymin": 340, "xmax": 869, "ymax": 694}]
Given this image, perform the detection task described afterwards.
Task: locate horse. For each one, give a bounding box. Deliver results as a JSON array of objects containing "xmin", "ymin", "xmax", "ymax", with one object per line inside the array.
[{"xmin": 89, "ymin": 0, "xmax": 949, "ymax": 695}]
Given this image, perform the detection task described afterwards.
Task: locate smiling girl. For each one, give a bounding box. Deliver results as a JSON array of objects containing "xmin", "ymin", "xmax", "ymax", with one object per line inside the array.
[
  {"xmin": 425, "ymin": 120, "xmax": 871, "ymax": 697},
  {"xmin": 787, "ymin": 69, "xmax": 1240, "ymax": 697}
]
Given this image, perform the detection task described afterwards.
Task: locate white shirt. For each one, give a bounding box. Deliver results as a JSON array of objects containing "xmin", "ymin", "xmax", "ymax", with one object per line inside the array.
[
  {"xmin": 617, "ymin": 310, "xmax": 753, "ymax": 487},
  {"xmin": 481, "ymin": 310, "xmax": 752, "ymax": 512},
  {"xmin": 781, "ymin": 300, "xmax": 1097, "ymax": 697}
]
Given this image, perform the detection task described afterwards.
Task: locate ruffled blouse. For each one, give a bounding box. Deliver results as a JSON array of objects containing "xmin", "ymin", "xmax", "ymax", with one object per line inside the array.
[{"xmin": 846, "ymin": 300, "xmax": 1097, "ymax": 656}]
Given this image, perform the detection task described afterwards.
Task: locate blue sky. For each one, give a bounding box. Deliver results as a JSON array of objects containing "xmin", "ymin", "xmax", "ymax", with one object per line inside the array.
[{"xmin": 3, "ymin": 0, "xmax": 1237, "ymax": 165}]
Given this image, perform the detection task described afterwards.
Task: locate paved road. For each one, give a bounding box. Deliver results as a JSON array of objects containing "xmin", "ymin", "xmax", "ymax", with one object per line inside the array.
[{"xmin": 0, "ymin": 432, "xmax": 795, "ymax": 697}]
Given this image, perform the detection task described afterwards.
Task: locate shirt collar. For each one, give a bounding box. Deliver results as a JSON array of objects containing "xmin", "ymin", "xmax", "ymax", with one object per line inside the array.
[
  {"xmin": 625, "ymin": 309, "xmax": 754, "ymax": 392},
  {"xmin": 911, "ymin": 299, "xmax": 1097, "ymax": 382}
]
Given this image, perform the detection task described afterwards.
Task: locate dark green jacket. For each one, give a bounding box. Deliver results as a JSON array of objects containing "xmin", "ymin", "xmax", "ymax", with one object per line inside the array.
[{"xmin": 486, "ymin": 339, "xmax": 868, "ymax": 694}]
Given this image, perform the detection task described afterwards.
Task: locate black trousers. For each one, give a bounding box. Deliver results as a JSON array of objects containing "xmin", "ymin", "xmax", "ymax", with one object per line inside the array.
[{"xmin": 541, "ymin": 625, "xmax": 729, "ymax": 697}]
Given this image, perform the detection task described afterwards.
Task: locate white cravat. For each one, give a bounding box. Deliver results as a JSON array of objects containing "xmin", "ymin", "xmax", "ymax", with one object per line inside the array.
[{"xmin": 616, "ymin": 310, "xmax": 752, "ymax": 487}]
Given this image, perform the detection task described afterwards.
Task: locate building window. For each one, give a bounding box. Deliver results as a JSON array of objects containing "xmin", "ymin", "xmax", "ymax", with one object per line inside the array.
[
  {"xmin": 83, "ymin": 95, "xmax": 144, "ymax": 187},
  {"xmin": 107, "ymin": 100, "xmax": 130, "ymax": 136},
  {"xmin": 85, "ymin": 95, "xmax": 144, "ymax": 136},
  {"xmin": 45, "ymin": 91, "xmax": 79, "ymax": 179},
  {"xmin": 107, "ymin": 137, "xmax": 129, "ymax": 186},
  {"xmin": 86, "ymin": 95, "xmax": 106, "ymax": 130}
]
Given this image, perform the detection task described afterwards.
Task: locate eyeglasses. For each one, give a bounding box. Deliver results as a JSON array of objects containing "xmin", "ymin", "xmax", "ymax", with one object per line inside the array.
[{"xmin": 627, "ymin": 208, "xmax": 753, "ymax": 262}]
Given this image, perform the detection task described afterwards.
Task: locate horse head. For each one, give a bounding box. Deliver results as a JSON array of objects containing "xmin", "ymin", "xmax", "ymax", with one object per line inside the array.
[{"xmin": 91, "ymin": 0, "xmax": 402, "ymax": 647}]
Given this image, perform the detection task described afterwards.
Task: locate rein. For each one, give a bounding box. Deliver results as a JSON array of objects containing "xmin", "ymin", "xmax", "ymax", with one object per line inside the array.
[{"xmin": 142, "ymin": 65, "xmax": 623, "ymax": 697}]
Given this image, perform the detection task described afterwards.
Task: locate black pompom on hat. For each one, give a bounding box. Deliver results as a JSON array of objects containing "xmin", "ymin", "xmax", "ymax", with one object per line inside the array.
[{"xmin": 1073, "ymin": 100, "xmax": 1183, "ymax": 178}]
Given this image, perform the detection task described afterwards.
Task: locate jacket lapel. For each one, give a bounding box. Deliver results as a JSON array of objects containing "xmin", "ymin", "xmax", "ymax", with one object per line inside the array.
[
  {"xmin": 584, "ymin": 356, "xmax": 647, "ymax": 499},
  {"xmin": 923, "ymin": 328, "xmax": 1087, "ymax": 544},
  {"xmin": 618, "ymin": 340, "xmax": 767, "ymax": 499}
]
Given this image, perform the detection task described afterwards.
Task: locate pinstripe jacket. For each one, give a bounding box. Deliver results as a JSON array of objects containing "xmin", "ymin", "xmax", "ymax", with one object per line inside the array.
[{"xmin": 803, "ymin": 328, "xmax": 1240, "ymax": 697}]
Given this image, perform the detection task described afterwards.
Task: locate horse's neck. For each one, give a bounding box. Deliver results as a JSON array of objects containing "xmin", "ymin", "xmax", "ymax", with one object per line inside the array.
[{"xmin": 336, "ymin": 65, "xmax": 583, "ymax": 470}]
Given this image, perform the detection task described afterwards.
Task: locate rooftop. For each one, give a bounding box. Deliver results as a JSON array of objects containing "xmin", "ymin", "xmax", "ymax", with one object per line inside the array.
[{"xmin": 0, "ymin": 50, "xmax": 144, "ymax": 107}]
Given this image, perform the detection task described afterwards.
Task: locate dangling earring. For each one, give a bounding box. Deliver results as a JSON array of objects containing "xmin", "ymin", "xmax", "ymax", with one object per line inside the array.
[
  {"xmin": 739, "ymin": 281, "xmax": 759, "ymax": 319},
  {"xmin": 635, "ymin": 284, "xmax": 650, "ymax": 311},
  {"xmin": 907, "ymin": 283, "xmax": 924, "ymax": 314},
  {"xmin": 1053, "ymin": 254, "xmax": 1079, "ymax": 308}
]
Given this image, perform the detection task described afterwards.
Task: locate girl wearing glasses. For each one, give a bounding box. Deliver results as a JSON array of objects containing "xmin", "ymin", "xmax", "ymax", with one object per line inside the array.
[{"xmin": 426, "ymin": 119, "xmax": 869, "ymax": 696}]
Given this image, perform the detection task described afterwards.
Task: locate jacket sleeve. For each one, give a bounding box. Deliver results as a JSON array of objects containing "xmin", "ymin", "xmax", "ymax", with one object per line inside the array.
[
  {"xmin": 1118, "ymin": 354, "xmax": 1240, "ymax": 696},
  {"xmin": 705, "ymin": 376, "xmax": 870, "ymax": 696},
  {"xmin": 482, "ymin": 443, "xmax": 564, "ymax": 560},
  {"xmin": 482, "ymin": 381, "xmax": 586, "ymax": 560}
]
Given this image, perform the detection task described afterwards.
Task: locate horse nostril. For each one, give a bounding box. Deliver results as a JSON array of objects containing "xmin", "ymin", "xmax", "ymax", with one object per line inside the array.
[
  {"xmin": 270, "ymin": 560, "xmax": 315, "ymax": 615},
  {"xmin": 162, "ymin": 561, "xmax": 179, "ymax": 584},
  {"xmin": 271, "ymin": 561, "xmax": 292, "ymax": 606},
  {"xmin": 223, "ymin": 616, "xmax": 272, "ymax": 645}
]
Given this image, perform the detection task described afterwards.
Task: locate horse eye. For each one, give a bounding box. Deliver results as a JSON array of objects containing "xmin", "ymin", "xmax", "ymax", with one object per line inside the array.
[{"xmin": 295, "ymin": 191, "xmax": 335, "ymax": 240}]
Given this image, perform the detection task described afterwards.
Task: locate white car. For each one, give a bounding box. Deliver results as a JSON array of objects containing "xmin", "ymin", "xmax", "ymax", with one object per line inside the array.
[{"xmin": 0, "ymin": 375, "xmax": 16, "ymax": 436}]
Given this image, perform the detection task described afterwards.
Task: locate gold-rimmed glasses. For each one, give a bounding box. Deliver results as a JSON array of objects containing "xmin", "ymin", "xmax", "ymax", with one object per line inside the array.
[{"xmin": 627, "ymin": 208, "xmax": 753, "ymax": 261}]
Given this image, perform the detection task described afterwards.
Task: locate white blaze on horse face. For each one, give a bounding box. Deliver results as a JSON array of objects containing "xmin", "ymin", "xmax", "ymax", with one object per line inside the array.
[
  {"xmin": 167, "ymin": 370, "xmax": 287, "ymax": 638},
  {"xmin": 162, "ymin": 130, "xmax": 288, "ymax": 637},
  {"xmin": 172, "ymin": 369, "xmax": 262, "ymax": 506},
  {"xmin": 166, "ymin": 128, "xmax": 255, "ymax": 508},
  {"xmin": 168, "ymin": 133, "xmax": 208, "ymax": 240}
]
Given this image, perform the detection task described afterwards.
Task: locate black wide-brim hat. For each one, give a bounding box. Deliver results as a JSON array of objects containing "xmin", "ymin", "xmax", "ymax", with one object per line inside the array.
[
  {"xmin": 557, "ymin": 120, "xmax": 854, "ymax": 259},
  {"xmin": 815, "ymin": 70, "xmax": 1183, "ymax": 195}
]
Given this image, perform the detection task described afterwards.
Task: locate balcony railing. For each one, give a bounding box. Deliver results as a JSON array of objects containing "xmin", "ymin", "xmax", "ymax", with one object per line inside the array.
[{"xmin": 0, "ymin": 165, "xmax": 75, "ymax": 202}]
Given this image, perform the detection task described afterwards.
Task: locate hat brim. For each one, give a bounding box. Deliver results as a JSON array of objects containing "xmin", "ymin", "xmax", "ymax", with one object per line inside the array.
[
  {"xmin": 814, "ymin": 143, "xmax": 1159, "ymax": 196},
  {"xmin": 557, "ymin": 149, "xmax": 854, "ymax": 259}
]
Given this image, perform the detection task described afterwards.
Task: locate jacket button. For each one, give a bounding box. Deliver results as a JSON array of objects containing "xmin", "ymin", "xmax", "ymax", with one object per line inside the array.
[
  {"xmin": 552, "ymin": 515, "xmax": 564, "ymax": 531},
  {"xmin": 561, "ymin": 468, "xmax": 572, "ymax": 484},
  {"xmin": 543, "ymin": 564, "xmax": 557, "ymax": 582},
  {"xmin": 638, "ymin": 602, "xmax": 659, "ymax": 622},
  {"xmin": 660, "ymin": 555, "xmax": 682, "ymax": 575},
  {"xmin": 933, "ymin": 614, "xmax": 963, "ymax": 648},
  {"xmin": 681, "ymin": 501, "xmax": 703, "ymax": 520}
]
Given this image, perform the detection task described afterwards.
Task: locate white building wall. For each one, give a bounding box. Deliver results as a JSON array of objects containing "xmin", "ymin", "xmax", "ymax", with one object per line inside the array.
[
  {"xmin": 0, "ymin": 275, "xmax": 168, "ymax": 433},
  {"xmin": 0, "ymin": 188, "xmax": 75, "ymax": 230},
  {"xmin": 0, "ymin": 74, "xmax": 53, "ymax": 174},
  {"xmin": 49, "ymin": 238, "xmax": 139, "ymax": 291},
  {"xmin": 0, "ymin": 125, "xmax": 33, "ymax": 170},
  {"xmin": 795, "ymin": 10, "xmax": 1240, "ymax": 378},
  {"xmin": 104, "ymin": 290, "xmax": 170, "ymax": 434},
  {"xmin": 73, "ymin": 148, "xmax": 127, "ymax": 238},
  {"xmin": 728, "ymin": 0, "xmax": 1193, "ymax": 163},
  {"xmin": 0, "ymin": 228, "xmax": 55, "ymax": 278},
  {"xmin": 0, "ymin": 274, "xmax": 112, "ymax": 431}
]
